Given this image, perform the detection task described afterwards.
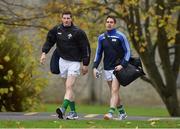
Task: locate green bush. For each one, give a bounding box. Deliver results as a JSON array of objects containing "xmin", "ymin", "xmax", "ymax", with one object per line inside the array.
[{"xmin": 0, "ymin": 24, "xmax": 47, "ymax": 111}]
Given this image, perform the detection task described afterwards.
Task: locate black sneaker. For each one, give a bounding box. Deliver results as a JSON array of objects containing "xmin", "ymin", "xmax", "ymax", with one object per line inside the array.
[{"xmin": 56, "ymin": 108, "xmax": 64, "ymax": 119}]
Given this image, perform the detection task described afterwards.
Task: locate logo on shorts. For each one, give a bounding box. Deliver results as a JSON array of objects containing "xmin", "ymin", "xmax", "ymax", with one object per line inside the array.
[{"xmin": 68, "ymin": 33, "xmax": 72, "ymax": 39}]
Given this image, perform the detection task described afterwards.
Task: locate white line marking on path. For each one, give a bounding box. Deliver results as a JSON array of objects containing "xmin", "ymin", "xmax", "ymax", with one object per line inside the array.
[
  {"xmin": 148, "ymin": 118, "xmax": 160, "ymax": 121},
  {"xmin": 84, "ymin": 114, "xmax": 99, "ymax": 118},
  {"xmin": 24, "ymin": 112, "xmax": 38, "ymax": 115},
  {"xmin": 51, "ymin": 114, "xmax": 57, "ymax": 117}
]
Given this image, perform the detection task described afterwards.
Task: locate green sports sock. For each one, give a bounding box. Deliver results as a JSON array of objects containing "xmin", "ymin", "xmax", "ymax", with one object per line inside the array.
[
  {"xmin": 117, "ymin": 105, "xmax": 125, "ymax": 114},
  {"xmin": 108, "ymin": 107, "xmax": 115, "ymax": 114},
  {"xmin": 61, "ymin": 99, "xmax": 70, "ymax": 110},
  {"xmin": 69, "ymin": 101, "xmax": 76, "ymax": 112}
]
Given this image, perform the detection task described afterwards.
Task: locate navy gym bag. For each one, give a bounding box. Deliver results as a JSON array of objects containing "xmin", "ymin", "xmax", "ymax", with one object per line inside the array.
[{"xmin": 50, "ymin": 49, "xmax": 60, "ymax": 74}]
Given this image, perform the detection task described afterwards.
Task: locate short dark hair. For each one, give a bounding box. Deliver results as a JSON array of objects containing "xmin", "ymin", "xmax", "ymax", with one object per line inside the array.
[
  {"xmin": 62, "ymin": 11, "xmax": 72, "ymax": 18},
  {"xmin": 106, "ymin": 15, "xmax": 116, "ymax": 23}
]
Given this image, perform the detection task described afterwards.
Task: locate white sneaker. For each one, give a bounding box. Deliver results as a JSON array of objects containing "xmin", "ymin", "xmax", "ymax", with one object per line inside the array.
[
  {"xmin": 104, "ymin": 113, "xmax": 113, "ymax": 120},
  {"xmin": 119, "ymin": 113, "xmax": 127, "ymax": 120},
  {"xmin": 66, "ymin": 111, "xmax": 78, "ymax": 120}
]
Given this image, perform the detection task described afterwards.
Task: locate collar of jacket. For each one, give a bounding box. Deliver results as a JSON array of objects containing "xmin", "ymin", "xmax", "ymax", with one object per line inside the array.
[
  {"xmin": 61, "ymin": 23, "xmax": 74, "ymax": 29},
  {"xmin": 106, "ymin": 28, "xmax": 116, "ymax": 35}
]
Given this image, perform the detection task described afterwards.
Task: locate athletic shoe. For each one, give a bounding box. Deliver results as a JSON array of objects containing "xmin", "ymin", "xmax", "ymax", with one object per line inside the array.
[
  {"xmin": 104, "ymin": 113, "xmax": 113, "ymax": 120},
  {"xmin": 119, "ymin": 113, "xmax": 127, "ymax": 120},
  {"xmin": 56, "ymin": 107, "xmax": 65, "ymax": 119},
  {"xmin": 66, "ymin": 111, "xmax": 78, "ymax": 120}
]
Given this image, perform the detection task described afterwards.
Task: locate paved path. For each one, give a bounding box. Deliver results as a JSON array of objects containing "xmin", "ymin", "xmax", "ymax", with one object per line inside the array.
[{"xmin": 0, "ymin": 112, "xmax": 180, "ymax": 121}]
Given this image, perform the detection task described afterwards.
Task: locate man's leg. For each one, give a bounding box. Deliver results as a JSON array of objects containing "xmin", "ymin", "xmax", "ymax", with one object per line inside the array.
[
  {"xmin": 61, "ymin": 78, "xmax": 70, "ymax": 111},
  {"xmin": 56, "ymin": 58, "xmax": 80, "ymax": 119},
  {"xmin": 104, "ymin": 70, "xmax": 116, "ymax": 120},
  {"xmin": 56, "ymin": 75, "xmax": 77, "ymax": 119},
  {"xmin": 110, "ymin": 78, "xmax": 120, "ymax": 111},
  {"xmin": 107, "ymin": 81, "xmax": 112, "ymax": 109},
  {"xmin": 65, "ymin": 75, "xmax": 80, "ymax": 120},
  {"xmin": 116, "ymin": 92, "xmax": 126, "ymax": 115},
  {"xmin": 64, "ymin": 75, "xmax": 76, "ymax": 101},
  {"xmin": 114, "ymin": 78, "xmax": 127, "ymax": 120},
  {"xmin": 104, "ymin": 80, "xmax": 118, "ymax": 120}
]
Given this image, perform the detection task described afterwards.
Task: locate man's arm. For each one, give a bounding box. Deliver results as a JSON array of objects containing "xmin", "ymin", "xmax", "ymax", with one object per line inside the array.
[
  {"xmin": 78, "ymin": 30, "xmax": 91, "ymax": 66},
  {"xmin": 42, "ymin": 27, "xmax": 57, "ymax": 54},
  {"xmin": 93, "ymin": 36, "xmax": 103, "ymax": 78},
  {"xmin": 119, "ymin": 33, "xmax": 131, "ymax": 68},
  {"xmin": 40, "ymin": 26, "xmax": 57, "ymax": 64},
  {"xmin": 77, "ymin": 30, "xmax": 91, "ymax": 75},
  {"xmin": 40, "ymin": 52, "xmax": 46, "ymax": 64}
]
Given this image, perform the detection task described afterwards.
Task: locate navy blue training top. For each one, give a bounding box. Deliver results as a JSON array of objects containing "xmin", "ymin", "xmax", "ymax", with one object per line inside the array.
[{"xmin": 93, "ymin": 29, "xmax": 131, "ymax": 70}]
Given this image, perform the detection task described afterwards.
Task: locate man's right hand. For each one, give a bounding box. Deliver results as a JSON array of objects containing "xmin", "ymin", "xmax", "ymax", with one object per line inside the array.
[
  {"xmin": 40, "ymin": 53, "xmax": 46, "ymax": 64},
  {"xmin": 93, "ymin": 68, "xmax": 99, "ymax": 78}
]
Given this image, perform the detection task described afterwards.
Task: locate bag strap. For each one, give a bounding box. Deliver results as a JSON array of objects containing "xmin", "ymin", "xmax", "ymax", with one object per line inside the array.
[
  {"xmin": 104, "ymin": 32, "xmax": 125, "ymax": 68},
  {"xmin": 104, "ymin": 32, "xmax": 121, "ymax": 59},
  {"xmin": 104, "ymin": 33, "xmax": 117, "ymax": 53}
]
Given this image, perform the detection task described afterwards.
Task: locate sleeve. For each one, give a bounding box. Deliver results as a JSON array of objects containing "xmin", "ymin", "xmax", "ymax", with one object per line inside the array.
[
  {"xmin": 78, "ymin": 30, "xmax": 91, "ymax": 66},
  {"xmin": 42, "ymin": 26, "xmax": 57, "ymax": 54},
  {"xmin": 119, "ymin": 34, "xmax": 131, "ymax": 68},
  {"xmin": 93, "ymin": 36, "xmax": 103, "ymax": 69}
]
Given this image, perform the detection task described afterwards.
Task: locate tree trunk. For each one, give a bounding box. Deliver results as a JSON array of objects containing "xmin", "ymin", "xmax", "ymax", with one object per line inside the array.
[{"xmin": 162, "ymin": 90, "xmax": 180, "ymax": 116}]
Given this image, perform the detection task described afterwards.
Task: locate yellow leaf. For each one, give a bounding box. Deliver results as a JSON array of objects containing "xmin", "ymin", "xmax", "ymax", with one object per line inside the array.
[
  {"xmin": 126, "ymin": 121, "xmax": 131, "ymax": 124},
  {"xmin": 16, "ymin": 121, "xmax": 20, "ymax": 125},
  {"xmin": 158, "ymin": 23, "xmax": 164, "ymax": 27},
  {"xmin": 3, "ymin": 76, "xmax": 8, "ymax": 80},
  {"xmin": 0, "ymin": 65, "xmax": 4, "ymax": 69},
  {"xmin": 140, "ymin": 47, "xmax": 145, "ymax": 53},
  {"xmin": 0, "ymin": 88, "xmax": 8, "ymax": 94},
  {"xmin": 159, "ymin": 5, "xmax": 164, "ymax": 10},
  {"xmin": 135, "ymin": 36, "xmax": 139, "ymax": 41},
  {"xmin": 3, "ymin": 56, "xmax": 10, "ymax": 62},
  {"xmin": 9, "ymin": 87, "xmax": 14, "ymax": 92},
  {"xmin": 150, "ymin": 121, "xmax": 156, "ymax": 126},
  {"xmin": 0, "ymin": 35, "xmax": 6, "ymax": 42},
  {"xmin": 8, "ymin": 70, "xmax": 13, "ymax": 76},
  {"xmin": 169, "ymin": 38, "xmax": 175, "ymax": 44},
  {"xmin": 18, "ymin": 73, "xmax": 24, "ymax": 78}
]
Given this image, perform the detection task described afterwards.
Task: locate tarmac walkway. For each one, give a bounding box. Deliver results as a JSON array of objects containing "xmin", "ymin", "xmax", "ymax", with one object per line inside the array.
[{"xmin": 0, "ymin": 112, "xmax": 180, "ymax": 121}]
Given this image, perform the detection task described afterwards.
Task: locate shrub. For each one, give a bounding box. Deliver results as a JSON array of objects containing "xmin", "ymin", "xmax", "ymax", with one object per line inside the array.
[{"xmin": 0, "ymin": 24, "xmax": 47, "ymax": 111}]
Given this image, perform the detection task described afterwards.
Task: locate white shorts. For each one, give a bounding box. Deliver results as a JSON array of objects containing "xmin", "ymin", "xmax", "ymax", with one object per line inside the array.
[
  {"xmin": 59, "ymin": 57, "xmax": 80, "ymax": 78},
  {"xmin": 104, "ymin": 70, "xmax": 116, "ymax": 81}
]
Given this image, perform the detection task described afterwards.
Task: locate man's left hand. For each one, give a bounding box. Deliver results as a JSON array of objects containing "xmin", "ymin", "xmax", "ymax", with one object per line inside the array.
[
  {"xmin": 82, "ymin": 65, "xmax": 88, "ymax": 75},
  {"xmin": 114, "ymin": 65, "xmax": 123, "ymax": 71}
]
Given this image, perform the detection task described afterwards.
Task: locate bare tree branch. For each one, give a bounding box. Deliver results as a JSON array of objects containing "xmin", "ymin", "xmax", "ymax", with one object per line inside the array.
[
  {"xmin": 144, "ymin": 0, "xmax": 154, "ymax": 56},
  {"xmin": 0, "ymin": 21, "xmax": 49, "ymax": 30},
  {"xmin": 1, "ymin": 0, "xmax": 36, "ymax": 9}
]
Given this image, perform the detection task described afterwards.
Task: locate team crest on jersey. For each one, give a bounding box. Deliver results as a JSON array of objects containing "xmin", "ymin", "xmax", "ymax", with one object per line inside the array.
[
  {"xmin": 112, "ymin": 38, "xmax": 117, "ymax": 42},
  {"xmin": 68, "ymin": 33, "xmax": 72, "ymax": 39}
]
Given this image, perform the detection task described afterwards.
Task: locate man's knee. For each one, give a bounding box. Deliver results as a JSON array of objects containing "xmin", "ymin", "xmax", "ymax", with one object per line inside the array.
[
  {"xmin": 65, "ymin": 82, "xmax": 73, "ymax": 90},
  {"xmin": 111, "ymin": 86, "xmax": 119, "ymax": 94}
]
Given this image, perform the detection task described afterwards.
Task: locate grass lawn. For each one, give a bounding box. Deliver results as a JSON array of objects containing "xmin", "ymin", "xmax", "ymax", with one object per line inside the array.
[
  {"xmin": 0, "ymin": 104, "xmax": 179, "ymax": 128},
  {"xmin": 0, "ymin": 120, "xmax": 180, "ymax": 128}
]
